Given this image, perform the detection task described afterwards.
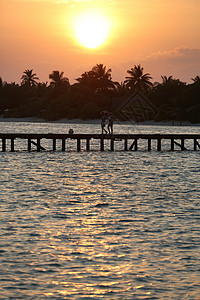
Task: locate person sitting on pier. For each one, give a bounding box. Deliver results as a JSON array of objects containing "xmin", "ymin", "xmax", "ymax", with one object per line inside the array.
[
  {"xmin": 107, "ymin": 113, "xmax": 113, "ymax": 135},
  {"xmin": 69, "ymin": 128, "xmax": 74, "ymax": 134},
  {"xmin": 100, "ymin": 111, "xmax": 108, "ymax": 134}
]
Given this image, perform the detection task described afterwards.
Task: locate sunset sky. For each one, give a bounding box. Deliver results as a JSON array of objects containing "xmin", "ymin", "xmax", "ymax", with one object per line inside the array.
[{"xmin": 1, "ymin": 0, "xmax": 200, "ymax": 85}]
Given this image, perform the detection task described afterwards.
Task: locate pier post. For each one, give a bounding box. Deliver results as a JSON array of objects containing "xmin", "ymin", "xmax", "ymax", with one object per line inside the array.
[
  {"xmin": 194, "ymin": 139, "xmax": 197, "ymax": 151},
  {"xmin": 171, "ymin": 139, "xmax": 174, "ymax": 151},
  {"xmin": 157, "ymin": 138, "xmax": 161, "ymax": 151},
  {"xmin": 53, "ymin": 139, "xmax": 56, "ymax": 151},
  {"xmin": 194, "ymin": 139, "xmax": 200, "ymax": 150},
  {"xmin": 86, "ymin": 139, "xmax": 90, "ymax": 151},
  {"xmin": 37, "ymin": 138, "xmax": 41, "ymax": 152},
  {"xmin": 135, "ymin": 139, "xmax": 138, "ymax": 151},
  {"xmin": 110, "ymin": 138, "xmax": 114, "ymax": 151},
  {"xmin": 148, "ymin": 138, "xmax": 151, "ymax": 151},
  {"xmin": 11, "ymin": 139, "xmax": 15, "ymax": 152},
  {"xmin": 129, "ymin": 139, "xmax": 138, "ymax": 151},
  {"xmin": 0, "ymin": 133, "xmax": 199, "ymax": 153},
  {"xmin": 100, "ymin": 138, "xmax": 104, "ymax": 151},
  {"xmin": 2, "ymin": 138, "xmax": 6, "ymax": 152},
  {"xmin": 181, "ymin": 138, "xmax": 185, "ymax": 151},
  {"xmin": 77, "ymin": 139, "xmax": 81, "ymax": 152},
  {"xmin": 28, "ymin": 139, "xmax": 31, "ymax": 152},
  {"xmin": 124, "ymin": 139, "xmax": 128, "ymax": 151},
  {"xmin": 62, "ymin": 138, "xmax": 66, "ymax": 151}
]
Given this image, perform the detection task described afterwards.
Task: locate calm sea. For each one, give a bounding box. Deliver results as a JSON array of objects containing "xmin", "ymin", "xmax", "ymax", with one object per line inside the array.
[{"xmin": 0, "ymin": 120, "xmax": 200, "ymax": 299}]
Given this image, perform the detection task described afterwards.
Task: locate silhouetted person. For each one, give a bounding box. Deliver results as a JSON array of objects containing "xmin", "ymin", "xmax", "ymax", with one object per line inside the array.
[
  {"xmin": 107, "ymin": 113, "xmax": 113, "ymax": 135},
  {"xmin": 100, "ymin": 112, "xmax": 108, "ymax": 134}
]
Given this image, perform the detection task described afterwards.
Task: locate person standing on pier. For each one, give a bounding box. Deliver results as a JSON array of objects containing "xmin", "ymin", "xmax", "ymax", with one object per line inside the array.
[
  {"xmin": 107, "ymin": 113, "xmax": 113, "ymax": 135},
  {"xmin": 101, "ymin": 111, "xmax": 108, "ymax": 134}
]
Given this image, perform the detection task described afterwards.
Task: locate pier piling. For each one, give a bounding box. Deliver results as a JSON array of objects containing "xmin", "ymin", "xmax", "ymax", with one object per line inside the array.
[
  {"xmin": 53, "ymin": 139, "xmax": 56, "ymax": 151},
  {"xmin": 1, "ymin": 133, "xmax": 200, "ymax": 152},
  {"xmin": 171, "ymin": 139, "xmax": 174, "ymax": 151},
  {"xmin": 11, "ymin": 139, "xmax": 15, "ymax": 152},
  {"xmin": 129, "ymin": 139, "xmax": 138, "ymax": 151},
  {"xmin": 194, "ymin": 139, "xmax": 200, "ymax": 151},
  {"xmin": 157, "ymin": 138, "xmax": 161, "ymax": 151},
  {"xmin": 2, "ymin": 138, "xmax": 6, "ymax": 152},
  {"xmin": 124, "ymin": 139, "xmax": 128, "ymax": 151},
  {"xmin": 110, "ymin": 138, "xmax": 114, "ymax": 151},
  {"xmin": 148, "ymin": 138, "xmax": 151, "ymax": 151},
  {"xmin": 100, "ymin": 138, "xmax": 104, "ymax": 151},
  {"xmin": 77, "ymin": 139, "xmax": 81, "ymax": 152},
  {"xmin": 86, "ymin": 139, "xmax": 90, "ymax": 151},
  {"xmin": 62, "ymin": 139, "xmax": 66, "ymax": 151}
]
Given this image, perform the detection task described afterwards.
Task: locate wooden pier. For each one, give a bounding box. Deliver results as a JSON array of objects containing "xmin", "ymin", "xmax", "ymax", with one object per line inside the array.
[{"xmin": 0, "ymin": 133, "xmax": 200, "ymax": 152}]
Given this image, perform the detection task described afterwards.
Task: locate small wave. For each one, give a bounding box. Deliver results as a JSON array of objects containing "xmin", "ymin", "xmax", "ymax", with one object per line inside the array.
[
  {"xmin": 95, "ymin": 203, "xmax": 109, "ymax": 207},
  {"xmin": 52, "ymin": 213, "xmax": 68, "ymax": 219}
]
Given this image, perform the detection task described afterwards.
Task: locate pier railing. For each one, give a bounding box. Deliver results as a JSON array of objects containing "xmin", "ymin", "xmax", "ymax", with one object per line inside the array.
[{"xmin": 0, "ymin": 133, "xmax": 200, "ymax": 152}]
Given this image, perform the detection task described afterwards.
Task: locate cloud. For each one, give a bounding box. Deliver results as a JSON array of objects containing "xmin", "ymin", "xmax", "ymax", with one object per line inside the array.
[
  {"xmin": 146, "ymin": 47, "xmax": 200, "ymax": 62},
  {"xmin": 143, "ymin": 47, "xmax": 200, "ymax": 82},
  {"xmin": 111, "ymin": 47, "xmax": 200, "ymax": 84}
]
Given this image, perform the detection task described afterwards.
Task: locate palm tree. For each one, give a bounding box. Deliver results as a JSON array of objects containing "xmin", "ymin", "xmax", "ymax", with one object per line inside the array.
[
  {"xmin": 21, "ymin": 69, "xmax": 39, "ymax": 86},
  {"xmin": 92, "ymin": 64, "xmax": 112, "ymax": 80},
  {"xmin": 154, "ymin": 75, "xmax": 186, "ymax": 88},
  {"xmin": 76, "ymin": 70, "xmax": 96, "ymax": 90},
  {"xmin": 125, "ymin": 64, "xmax": 153, "ymax": 93},
  {"xmin": 76, "ymin": 64, "xmax": 115, "ymax": 94},
  {"xmin": 49, "ymin": 71, "xmax": 69, "ymax": 88},
  {"xmin": 161, "ymin": 75, "xmax": 173, "ymax": 84},
  {"xmin": 112, "ymin": 81, "xmax": 129, "ymax": 97},
  {"xmin": 92, "ymin": 63, "xmax": 114, "ymax": 93},
  {"xmin": 191, "ymin": 76, "xmax": 200, "ymax": 85}
]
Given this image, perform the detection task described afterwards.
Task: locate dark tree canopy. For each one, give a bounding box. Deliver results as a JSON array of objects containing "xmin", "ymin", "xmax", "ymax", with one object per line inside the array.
[
  {"xmin": 76, "ymin": 64, "xmax": 115, "ymax": 94},
  {"xmin": 0, "ymin": 66, "xmax": 200, "ymax": 123},
  {"xmin": 21, "ymin": 69, "xmax": 39, "ymax": 87},
  {"xmin": 125, "ymin": 64, "xmax": 153, "ymax": 92},
  {"xmin": 49, "ymin": 70, "xmax": 69, "ymax": 88}
]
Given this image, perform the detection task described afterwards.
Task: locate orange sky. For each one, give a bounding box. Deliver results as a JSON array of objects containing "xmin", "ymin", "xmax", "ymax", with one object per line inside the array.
[{"xmin": 0, "ymin": 0, "xmax": 200, "ymax": 84}]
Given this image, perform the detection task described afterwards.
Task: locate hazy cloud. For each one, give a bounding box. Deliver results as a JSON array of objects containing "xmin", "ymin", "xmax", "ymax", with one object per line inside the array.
[
  {"xmin": 143, "ymin": 47, "xmax": 200, "ymax": 82},
  {"xmin": 146, "ymin": 47, "xmax": 200, "ymax": 61},
  {"xmin": 111, "ymin": 47, "xmax": 200, "ymax": 84}
]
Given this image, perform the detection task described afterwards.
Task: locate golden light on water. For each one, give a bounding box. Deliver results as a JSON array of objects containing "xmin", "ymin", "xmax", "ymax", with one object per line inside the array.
[{"xmin": 73, "ymin": 10, "xmax": 111, "ymax": 49}]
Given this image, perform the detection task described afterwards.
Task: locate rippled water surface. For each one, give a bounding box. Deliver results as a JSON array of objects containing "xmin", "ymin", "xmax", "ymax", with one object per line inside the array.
[{"xmin": 0, "ymin": 121, "xmax": 200, "ymax": 299}]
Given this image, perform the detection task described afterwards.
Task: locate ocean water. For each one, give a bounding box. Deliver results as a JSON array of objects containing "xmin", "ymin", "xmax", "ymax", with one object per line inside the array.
[{"xmin": 0, "ymin": 121, "xmax": 200, "ymax": 299}]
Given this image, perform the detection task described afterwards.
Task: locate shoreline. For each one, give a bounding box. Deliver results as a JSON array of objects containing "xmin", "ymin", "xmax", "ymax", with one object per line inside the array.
[{"xmin": 0, "ymin": 116, "xmax": 199, "ymax": 127}]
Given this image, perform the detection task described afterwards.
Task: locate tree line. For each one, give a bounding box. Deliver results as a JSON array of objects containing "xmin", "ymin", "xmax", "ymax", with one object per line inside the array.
[{"xmin": 0, "ymin": 64, "xmax": 200, "ymax": 123}]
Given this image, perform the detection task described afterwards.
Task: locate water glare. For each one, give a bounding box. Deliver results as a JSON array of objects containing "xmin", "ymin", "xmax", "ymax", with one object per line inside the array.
[{"xmin": 0, "ymin": 121, "xmax": 200, "ymax": 299}]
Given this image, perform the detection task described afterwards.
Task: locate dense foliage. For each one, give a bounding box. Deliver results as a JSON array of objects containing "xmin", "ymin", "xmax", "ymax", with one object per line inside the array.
[{"xmin": 0, "ymin": 65, "xmax": 200, "ymax": 123}]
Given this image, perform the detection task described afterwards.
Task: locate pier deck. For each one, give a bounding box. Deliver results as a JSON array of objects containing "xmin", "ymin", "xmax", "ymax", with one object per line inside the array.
[{"xmin": 0, "ymin": 133, "xmax": 200, "ymax": 152}]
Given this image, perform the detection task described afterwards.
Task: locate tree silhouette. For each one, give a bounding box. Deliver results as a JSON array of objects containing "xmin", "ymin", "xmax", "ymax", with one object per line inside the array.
[
  {"xmin": 21, "ymin": 69, "xmax": 39, "ymax": 87},
  {"xmin": 191, "ymin": 76, "xmax": 200, "ymax": 85},
  {"xmin": 161, "ymin": 75, "xmax": 173, "ymax": 84},
  {"xmin": 76, "ymin": 63, "xmax": 115, "ymax": 94},
  {"xmin": 49, "ymin": 70, "xmax": 69, "ymax": 88},
  {"xmin": 1, "ymin": 65, "xmax": 200, "ymax": 122},
  {"xmin": 125, "ymin": 64, "xmax": 153, "ymax": 93},
  {"xmin": 154, "ymin": 75, "xmax": 186, "ymax": 89},
  {"xmin": 161, "ymin": 75, "xmax": 185, "ymax": 86},
  {"xmin": 76, "ymin": 70, "xmax": 96, "ymax": 91},
  {"xmin": 112, "ymin": 81, "xmax": 129, "ymax": 97}
]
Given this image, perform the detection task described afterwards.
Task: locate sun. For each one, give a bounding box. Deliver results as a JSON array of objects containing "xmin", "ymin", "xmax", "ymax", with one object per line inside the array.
[{"xmin": 73, "ymin": 11, "xmax": 111, "ymax": 49}]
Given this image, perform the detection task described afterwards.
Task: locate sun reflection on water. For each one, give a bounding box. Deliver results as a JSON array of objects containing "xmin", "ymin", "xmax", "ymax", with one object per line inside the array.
[{"xmin": 0, "ymin": 122, "xmax": 200, "ymax": 299}]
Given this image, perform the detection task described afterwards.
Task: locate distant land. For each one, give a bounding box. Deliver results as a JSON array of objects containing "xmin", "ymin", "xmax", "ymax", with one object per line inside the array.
[{"xmin": 1, "ymin": 66, "xmax": 200, "ymax": 123}]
